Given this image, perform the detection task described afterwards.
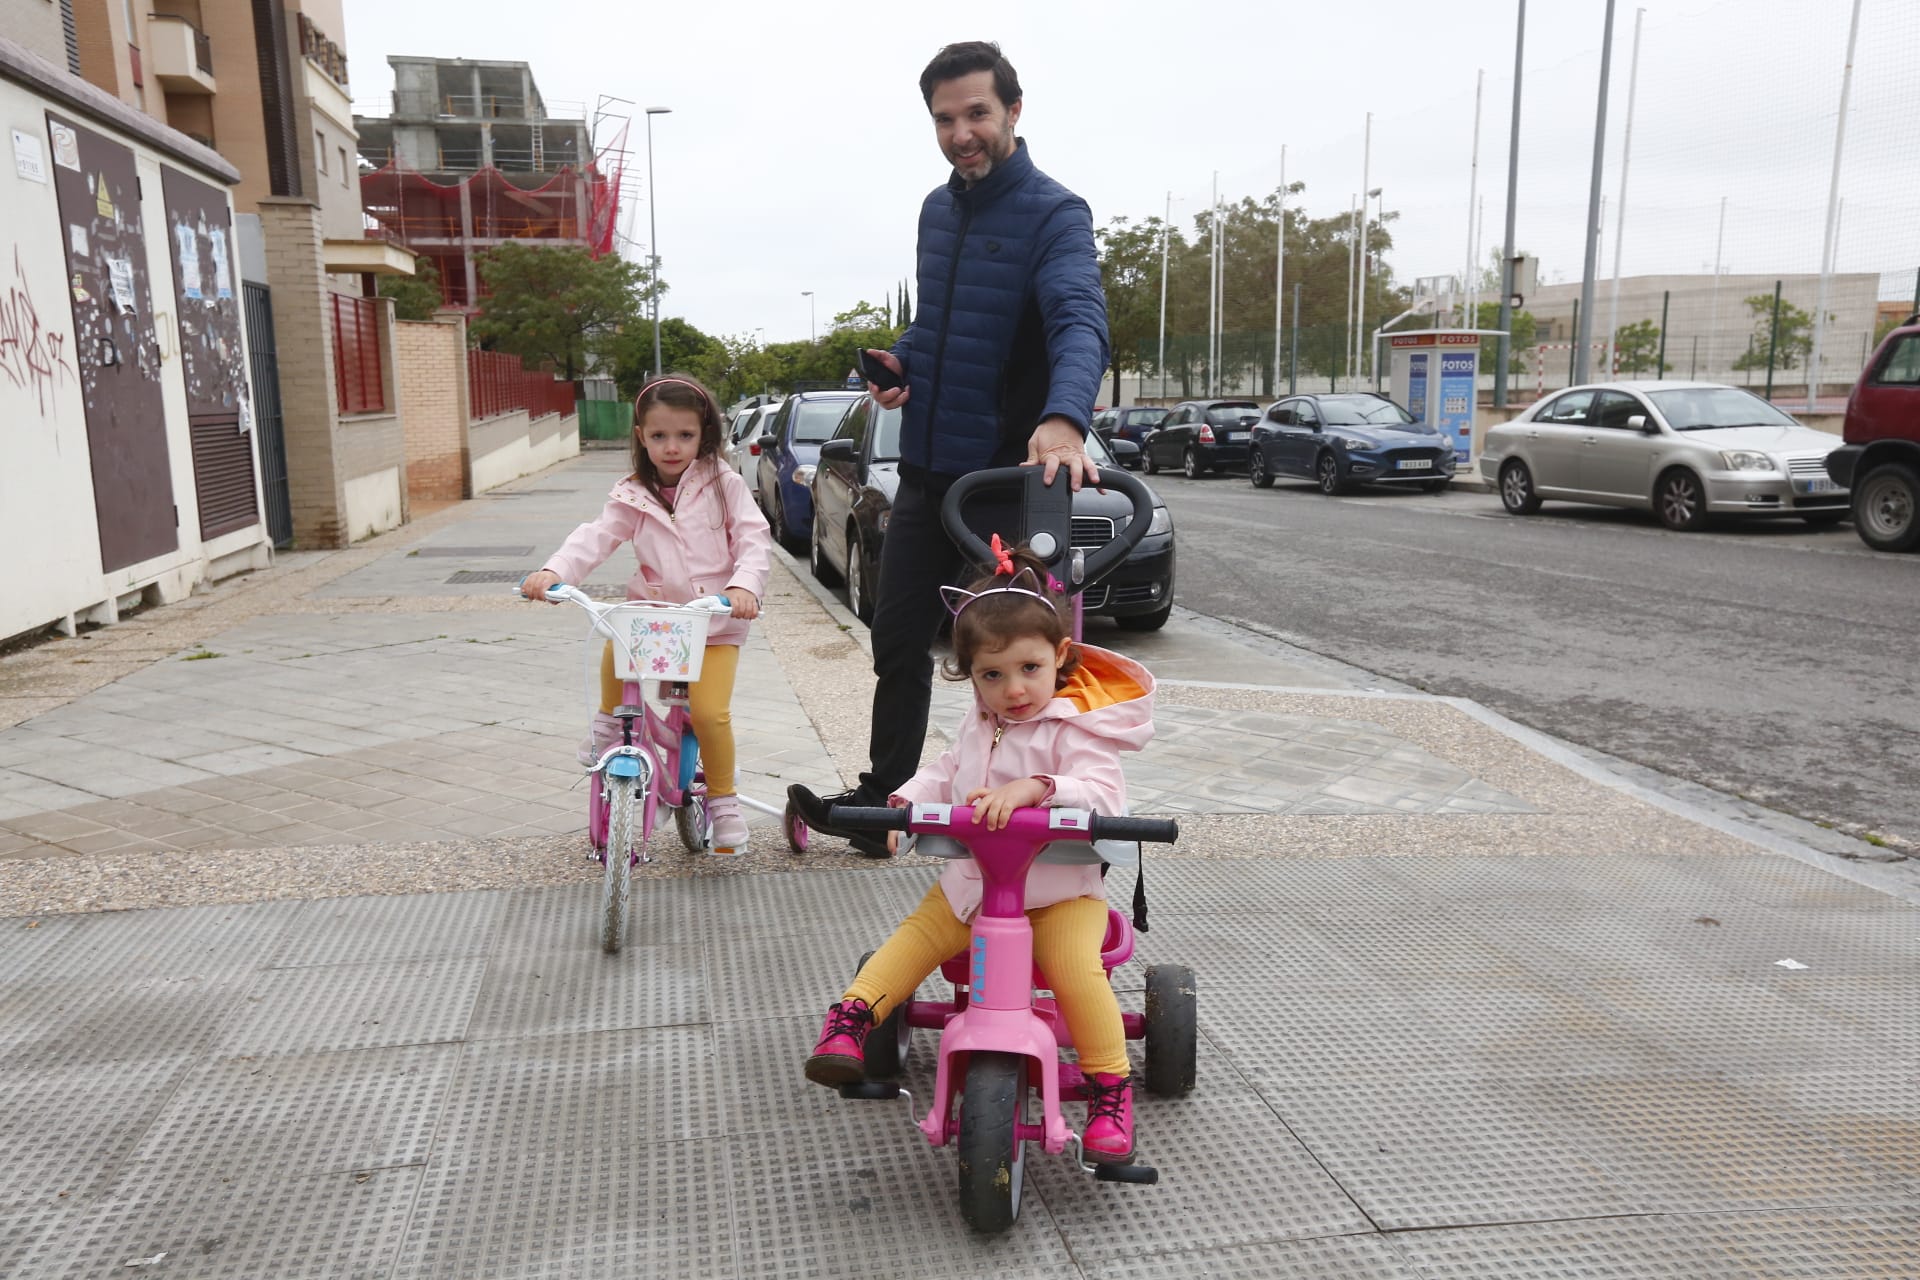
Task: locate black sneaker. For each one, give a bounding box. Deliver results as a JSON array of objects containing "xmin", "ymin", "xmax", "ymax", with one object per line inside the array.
[{"xmin": 787, "ymin": 784, "xmax": 892, "ymax": 859}]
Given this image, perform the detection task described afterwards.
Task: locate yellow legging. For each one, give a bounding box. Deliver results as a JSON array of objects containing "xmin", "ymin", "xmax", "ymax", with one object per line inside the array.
[
  {"xmin": 601, "ymin": 641, "xmax": 741, "ymax": 797},
  {"xmin": 845, "ymin": 882, "xmax": 1130, "ymax": 1078}
]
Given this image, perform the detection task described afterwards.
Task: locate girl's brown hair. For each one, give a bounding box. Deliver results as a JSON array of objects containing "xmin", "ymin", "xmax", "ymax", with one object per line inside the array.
[
  {"xmin": 631, "ymin": 373, "xmax": 725, "ymax": 507},
  {"xmin": 941, "ymin": 544, "xmax": 1081, "ymax": 691}
]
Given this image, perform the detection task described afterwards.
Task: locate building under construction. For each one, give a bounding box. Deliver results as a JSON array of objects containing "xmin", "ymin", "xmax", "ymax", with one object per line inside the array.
[{"xmin": 355, "ymin": 57, "xmax": 623, "ymax": 309}]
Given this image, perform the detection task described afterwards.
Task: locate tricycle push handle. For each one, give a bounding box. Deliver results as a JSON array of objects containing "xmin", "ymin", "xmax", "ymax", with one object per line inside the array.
[
  {"xmin": 939, "ymin": 465, "xmax": 1156, "ymax": 592},
  {"xmin": 828, "ymin": 805, "xmax": 1178, "ymax": 846}
]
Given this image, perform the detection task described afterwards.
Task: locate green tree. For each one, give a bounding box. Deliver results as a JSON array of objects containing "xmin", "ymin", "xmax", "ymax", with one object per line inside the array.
[
  {"xmin": 378, "ymin": 258, "xmax": 444, "ymax": 322},
  {"xmin": 1471, "ymin": 301, "xmax": 1537, "ymax": 374},
  {"xmin": 1612, "ymin": 319, "xmax": 1667, "ymax": 376},
  {"xmin": 1732, "ymin": 293, "xmax": 1818, "ymax": 372},
  {"xmin": 469, "ymin": 243, "xmax": 659, "ymax": 381},
  {"xmin": 1095, "ymin": 214, "xmax": 1168, "ymax": 405},
  {"xmin": 608, "ymin": 316, "xmax": 723, "ymax": 398}
]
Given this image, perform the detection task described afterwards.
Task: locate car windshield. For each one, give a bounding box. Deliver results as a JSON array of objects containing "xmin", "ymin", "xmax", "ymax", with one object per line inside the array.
[
  {"xmin": 1125, "ymin": 408, "xmax": 1170, "ymax": 428},
  {"xmin": 1319, "ymin": 396, "xmax": 1423, "ymax": 428},
  {"xmin": 870, "ymin": 405, "xmax": 903, "ymax": 460},
  {"xmin": 1646, "ymin": 387, "xmax": 1802, "ymax": 431},
  {"xmin": 792, "ymin": 398, "xmax": 855, "ymax": 443},
  {"xmin": 1204, "ymin": 405, "xmax": 1260, "ymax": 426}
]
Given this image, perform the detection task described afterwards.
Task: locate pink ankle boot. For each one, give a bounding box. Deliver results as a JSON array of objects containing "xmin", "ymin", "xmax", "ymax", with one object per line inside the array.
[
  {"xmin": 804, "ymin": 999, "xmax": 874, "ymax": 1087},
  {"xmin": 1082, "ymin": 1072, "xmax": 1135, "ymax": 1163}
]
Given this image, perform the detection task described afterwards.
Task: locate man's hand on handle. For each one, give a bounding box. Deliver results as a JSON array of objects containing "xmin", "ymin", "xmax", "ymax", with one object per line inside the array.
[{"xmin": 1025, "ymin": 415, "xmax": 1099, "ymax": 492}]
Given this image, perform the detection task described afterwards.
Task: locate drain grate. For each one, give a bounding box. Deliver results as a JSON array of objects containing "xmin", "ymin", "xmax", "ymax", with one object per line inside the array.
[
  {"xmin": 481, "ymin": 489, "xmax": 572, "ymax": 497},
  {"xmin": 444, "ymin": 571, "xmax": 624, "ymax": 600},
  {"xmin": 413, "ymin": 546, "xmax": 535, "ymax": 558}
]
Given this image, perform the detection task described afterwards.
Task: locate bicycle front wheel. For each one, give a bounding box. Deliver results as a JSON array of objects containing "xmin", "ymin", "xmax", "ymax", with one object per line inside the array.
[{"xmin": 601, "ymin": 772, "xmax": 638, "ymax": 954}]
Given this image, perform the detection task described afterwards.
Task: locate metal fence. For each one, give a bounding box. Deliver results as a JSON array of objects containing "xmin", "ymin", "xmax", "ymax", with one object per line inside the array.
[
  {"xmin": 329, "ymin": 294, "xmax": 385, "ymax": 415},
  {"xmin": 467, "ymin": 349, "xmax": 575, "ymax": 420}
]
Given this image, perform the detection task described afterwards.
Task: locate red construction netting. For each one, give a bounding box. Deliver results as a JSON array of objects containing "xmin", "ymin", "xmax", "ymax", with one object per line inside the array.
[{"xmin": 360, "ymin": 160, "xmax": 619, "ymax": 255}]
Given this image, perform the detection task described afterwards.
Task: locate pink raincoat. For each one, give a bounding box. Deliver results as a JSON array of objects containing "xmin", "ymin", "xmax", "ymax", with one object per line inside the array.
[
  {"xmin": 541, "ymin": 456, "xmax": 773, "ymax": 645},
  {"xmin": 893, "ymin": 644, "xmax": 1156, "ymax": 921}
]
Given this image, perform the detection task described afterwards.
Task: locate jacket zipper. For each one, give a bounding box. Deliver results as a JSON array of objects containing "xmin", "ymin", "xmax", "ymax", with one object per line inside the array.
[{"xmin": 925, "ymin": 197, "xmax": 973, "ymax": 462}]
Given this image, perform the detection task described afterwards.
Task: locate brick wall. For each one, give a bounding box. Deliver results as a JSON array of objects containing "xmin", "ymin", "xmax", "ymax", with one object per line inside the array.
[
  {"xmin": 394, "ymin": 315, "xmax": 470, "ymax": 502},
  {"xmin": 258, "ymin": 196, "xmax": 346, "ymax": 547}
]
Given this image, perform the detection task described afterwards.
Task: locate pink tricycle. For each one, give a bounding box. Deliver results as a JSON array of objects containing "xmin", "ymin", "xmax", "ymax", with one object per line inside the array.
[{"xmin": 829, "ymin": 801, "xmax": 1195, "ymax": 1235}]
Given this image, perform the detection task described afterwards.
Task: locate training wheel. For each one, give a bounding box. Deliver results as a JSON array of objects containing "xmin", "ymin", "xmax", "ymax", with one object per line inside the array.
[{"xmin": 784, "ymin": 801, "xmax": 811, "ymax": 854}]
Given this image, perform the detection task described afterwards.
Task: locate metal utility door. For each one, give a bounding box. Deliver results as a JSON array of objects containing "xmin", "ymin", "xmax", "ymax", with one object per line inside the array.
[
  {"xmin": 242, "ymin": 282, "xmax": 291, "ymax": 546},
  {"xmin": 46, "ymin": 113, "xmax": 178, "ymax": 572},
  {"xmin": 160, "ymin": 166, "xmax": 260, "ymax": 541}
]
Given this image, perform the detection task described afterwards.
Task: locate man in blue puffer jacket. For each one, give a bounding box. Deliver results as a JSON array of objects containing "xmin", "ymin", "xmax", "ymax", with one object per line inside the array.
[{"xmin": 789, "ymin": 40, "xmax": 1111, "ymax": 855}]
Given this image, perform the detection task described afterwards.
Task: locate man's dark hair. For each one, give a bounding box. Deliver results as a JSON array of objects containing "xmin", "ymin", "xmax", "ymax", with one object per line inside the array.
[{"xmin": 919, "ymin": 41, "xmax": 1022, "ymax": 110}]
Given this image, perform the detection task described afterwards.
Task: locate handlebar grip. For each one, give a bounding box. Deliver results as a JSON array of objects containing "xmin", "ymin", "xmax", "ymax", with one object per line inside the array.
[
  {"xmin": 828, "ymin": 805, "xmax": 911, "ymax": 831},
  {"xmin": 1086, "ymin": 814, "xmax": 1180, "ymax": 844}
]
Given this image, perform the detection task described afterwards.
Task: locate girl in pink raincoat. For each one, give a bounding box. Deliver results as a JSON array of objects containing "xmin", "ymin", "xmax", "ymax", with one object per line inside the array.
[
  {"xmin": 522, "ymin": 373, "xmax": 773, "ymax": 853},
  {"xmin": 803, "ymin": 542, "xmax": 1156, "ymax": 1163}
]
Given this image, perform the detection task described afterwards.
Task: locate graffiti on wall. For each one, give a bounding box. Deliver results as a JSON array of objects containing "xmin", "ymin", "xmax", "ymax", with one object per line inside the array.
[{"xmin": 0, "ymin": 246, "xmax": 75, "ymax": 418}]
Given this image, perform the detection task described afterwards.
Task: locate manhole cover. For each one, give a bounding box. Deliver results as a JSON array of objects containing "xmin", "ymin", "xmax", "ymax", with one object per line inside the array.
[
  {"xmin": 413, "ymin": 546, "xmax": 535, "ymax": 558},
  {"xmin": 445, "ymin": 570, "xmax": 528, "ymax": 584}
]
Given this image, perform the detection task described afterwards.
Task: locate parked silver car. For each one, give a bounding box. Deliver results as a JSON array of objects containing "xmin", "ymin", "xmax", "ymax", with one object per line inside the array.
[
  {"xmin": 1479, "ymin": 382, "xmax": 1849, "ymax": 531},
  {"xmin": 724, "ymin": 400, "xmax": 782, "ymax": 485}
]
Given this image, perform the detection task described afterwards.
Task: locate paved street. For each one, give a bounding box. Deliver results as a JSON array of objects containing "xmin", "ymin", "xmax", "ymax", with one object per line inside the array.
[
  {"xmin": 3, "ymin": 450, "xmax": 1917, "ymax": 1278},
  {"xmin": 1151, "ymin": 469, "xmax": 1920, "ymax": 852}
]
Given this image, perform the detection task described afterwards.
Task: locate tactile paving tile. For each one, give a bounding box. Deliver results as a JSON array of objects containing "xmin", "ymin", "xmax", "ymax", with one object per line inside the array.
[
  {"xmin": 1720, "ymin": 1072, "xmax": 1920, "ymax": 1198},
  {"xmin": 1030, "ymin": 1047, "xmax": 1372, "ymax": 1263},
  {"xmin": 0, "ymin": 900, "xmax": 302, "ymax": 987},
  {"xmin": 0, "ymin": 972, "xmax": 247, "ymax": 1069},
  {"xmin": 120, "ymin": 1043, "xmax": 457, "ymax": 1185},
  {"xmin": 1765, "ymin": 974, "xmax": 1920, "ymax": 1060},
  {"xmin": 0, "ymin": 1055, "xmax": 198, "ymax": 1209},
  {"xmin": 727, "ymin": 1116, "xmax": 1083, "ymax": 1279},
  {"xmin": 432, "ymin": 1026, "xmax": 721, "ymax": 1159},
  {"xmin": 1665, "ymin": 853, "xmax": 1918, "ymax": 913},
  {"xmin": 390, "ymin": 1139, "xmax": 736, "ymax": 1279},
  {"xmin": 214, "ymin": 956, "xmax": 488, "ymax": 1057},
  {"xmin": 1199, "ymin": 977, "xmax": 1471, "ymax": 1085},
  {"xmin": 1389, "ymin": 975, "xmax": 1680, "ymax": 1077},
  {"xmin": 1494, "ymin": 1074, "xmax": 1908, "ymax": 1212},
  {"xmin": 1373, "ymin": 854, "xmax": 1619, "ymax": 913},
  {"xmin": 1693, "ymin": 1207, "xmax": 1920, "ymax": 1276},
  {"xmin": 42, "ymin": 1165, "xmax": 422, "ymax": 1280},
  {"xmin": 1302, "ymin": 910, "xmax": 1535, "ymax": 979},
  {"xmin": 1561, "ymin": 972, "xmax": 1893, "ymax": 1073},
  {"xmin": 1137, "ymin": 913, "xmax": 1362, "ymax": 991},
  {"xmin": 1145, "ymin": 856, "xmax": 1426, "ymax": 917},
  {"xmin": 1263, "ymin": 1073, "xmax": 1639, "ymax": 1229},
  {"xmin": 690, "ymin": 865, "xmax": 929, "ymax": 943},
  {"xmin": 1391, "ymin": 1214, "xmax": 1750, "ymax": 1278},
  {"xmin": 1082, "ymin": 1232, "xmax": 1427, "ymax": 1280},
  {"xmin": 266, "ymin": 891, "xmax": 508, "ymax": 968},
  {"xmin": 465, "ymin": 941, "xmax": 706, "ymax": 1040},
  {"xmin": 494, "ymin": 878, "xmax": 705, "ymax": 953},
  {"xmin": 707, "ymin": 930, "xmax": 899, "ymax": 1023}
]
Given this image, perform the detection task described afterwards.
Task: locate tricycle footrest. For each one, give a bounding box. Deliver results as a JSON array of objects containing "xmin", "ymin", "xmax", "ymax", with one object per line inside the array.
[
  {"xmin": 1094, "ymin": 1161, "xmax": 1159, "ymax": 1185},
  {"xmin": 837, "ymin": 1081, "xmax": 901, "ymax": 1101}
]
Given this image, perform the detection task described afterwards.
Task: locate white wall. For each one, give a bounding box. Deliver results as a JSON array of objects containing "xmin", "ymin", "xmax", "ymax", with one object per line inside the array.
[{"xmin": 469, "ymin": 410, "xmax": 580, "ymax": 494}]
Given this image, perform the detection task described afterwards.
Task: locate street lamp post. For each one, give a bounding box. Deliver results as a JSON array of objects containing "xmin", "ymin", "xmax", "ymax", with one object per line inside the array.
[
  {"xmin": 801, "ymin": 291, "xmax": 815, "ymax": 343},
  {"xmin": 644, "ymin": 106, "xmax": 672, "ymax": 379}
]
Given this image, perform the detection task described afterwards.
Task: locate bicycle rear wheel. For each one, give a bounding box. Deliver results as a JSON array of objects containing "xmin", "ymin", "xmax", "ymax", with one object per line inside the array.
[{"xmin": 601, "ymin": 773, "xmax": 638, "ymax": 953}]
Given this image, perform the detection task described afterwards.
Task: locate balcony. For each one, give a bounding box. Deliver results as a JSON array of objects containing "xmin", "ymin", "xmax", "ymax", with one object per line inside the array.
[{"xmin": 147, "ymin": 14, "xmax": 215, "ymax": 94}]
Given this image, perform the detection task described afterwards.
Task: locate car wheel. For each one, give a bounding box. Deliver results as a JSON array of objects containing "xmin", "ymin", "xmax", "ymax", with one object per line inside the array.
[
  {"xmin": 809, "ymin": 519, "xmax": 841, "ymax": 586},
  {"xmin": 1115, "ymin": 599, "xmax": 1173, "ymax": 631},
  {"xmin": 1249, "ymin": 448, "xmax": 1274, "ymax": 489},
  {"xmin": 1422, "ymin": 477, "xmax": 1452, "ymax": 494},
  {"xmin": 1315, "ymin": 452, "xmax": 1347, "ymax": 495},
  {"xmin": 1142, "ymin": 446, "xmax": 1160, "ymax": 476},
  {"xmin": 847, "ymin": 527, "xmax": 876, "ymax": 623},
  {"xmin": 1499, "ymin": 459, "xmax": 1542, "ymax": 514},
  {"xmin": 1853, "ymin": 462, "xmax": 1920, "ymax": 552},
  {"xmin": 1656, "ymin": 468, "xmax": 1710, "ymax": 532},
  {"xmin": 774, "ymin": 490, "xmax": 805, "ymax": 551},
  {"xmin": 1183, "ymin": 448, "xmax": 1206, "ymax": 479}
]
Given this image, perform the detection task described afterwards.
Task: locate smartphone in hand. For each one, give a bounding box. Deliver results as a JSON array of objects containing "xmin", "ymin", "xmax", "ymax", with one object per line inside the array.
[{"xmin": 856, "ymin": 349, "xmax": 905, "ymax": 393}]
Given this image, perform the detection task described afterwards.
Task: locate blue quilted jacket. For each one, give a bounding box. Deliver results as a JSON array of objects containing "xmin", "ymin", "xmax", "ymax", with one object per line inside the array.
[{"xmin": 892, "ymin": 140, "xmax": 1110, "ymax": 479}]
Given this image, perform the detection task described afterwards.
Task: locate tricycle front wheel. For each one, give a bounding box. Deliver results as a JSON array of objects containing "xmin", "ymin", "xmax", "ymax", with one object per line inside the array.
[{"xmin": 957, "ymin": 1051, "xmax": 1026, "ymax": 1235}]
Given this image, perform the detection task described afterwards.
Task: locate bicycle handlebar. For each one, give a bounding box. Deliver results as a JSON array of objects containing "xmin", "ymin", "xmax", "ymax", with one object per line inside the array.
[{"xmin": 829, "ymin": 805, "xmax": 1178, "ymax": 845}]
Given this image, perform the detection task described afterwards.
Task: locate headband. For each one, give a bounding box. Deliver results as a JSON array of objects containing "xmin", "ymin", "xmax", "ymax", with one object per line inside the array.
[{"xmin": 640, "ymin": 377, "xmax": 712, "ymax": 408}]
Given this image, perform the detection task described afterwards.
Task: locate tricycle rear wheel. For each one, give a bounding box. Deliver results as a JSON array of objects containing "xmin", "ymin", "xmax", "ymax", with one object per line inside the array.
[
  {"xmin": 853, "ymin": 950, "xmax": 911, "ymax": 1078},
  {"xmin": 1143, "ymin": 964, "xmax": 1198, "ymax": 1097},
  {"xmin": 957, "ymin": 1051, "xmax": 1026, "ymax": 1234}
]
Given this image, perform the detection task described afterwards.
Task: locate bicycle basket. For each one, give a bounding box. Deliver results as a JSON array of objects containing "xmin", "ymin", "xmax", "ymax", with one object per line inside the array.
[{"xmin": 608, "ymin": 603, "xmax": 714, "ymax": 681}]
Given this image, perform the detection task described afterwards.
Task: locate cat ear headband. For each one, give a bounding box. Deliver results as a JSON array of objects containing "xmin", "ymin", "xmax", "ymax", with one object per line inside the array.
[{"xmin": 939, "ymin": 534, "xmax": 1068, "ymax": 618}]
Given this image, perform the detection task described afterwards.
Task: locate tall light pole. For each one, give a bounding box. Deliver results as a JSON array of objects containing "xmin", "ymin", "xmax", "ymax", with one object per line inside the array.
[
  {"xmin": 1365, "ymin": 187, "xmax": 1383, "ymax": 388},
  {"xmin": 1808, "ymin": 0, "xmax": 1865, "ymax": 412},
  {"xmin": 644, "ymin": 106, "xmax": 671, "ymax": 378},
  {"xmin": 1158, "ymin": 191, "xmax": 1179, "ymax": 403},
  {"xmin": 1355, "ymin": 112, "xmax": 1373, "ymax": 389},
  {"xmin": 1573, "ymin": 0, "xmax": 1618, "ymax": 385},
  {"xmin": 801, "ymin": 291, "xmax": 815, "ymax": 343},
  {"xmin": 1494, "ymin": 0, "xmax": 1526, "ymax": 408},
  {"xmin": 1604, "ymin": 7, "xmax": 1645, "ymax": 379},
  {"xmin": 1272, "ymin": 146, "xmax": 1286, "ymax": 400}
]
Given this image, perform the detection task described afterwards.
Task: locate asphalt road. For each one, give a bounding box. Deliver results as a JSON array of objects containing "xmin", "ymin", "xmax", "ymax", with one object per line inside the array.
[{"xmin": 1149, "ymin": 466, "xmax": 1920, "ymax": 851}]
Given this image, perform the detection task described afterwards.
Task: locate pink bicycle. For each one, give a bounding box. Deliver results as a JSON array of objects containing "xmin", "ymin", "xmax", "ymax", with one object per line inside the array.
[{"xmin": 830, "ymin": 802, "xmax": 1194, "ymax": 1234}]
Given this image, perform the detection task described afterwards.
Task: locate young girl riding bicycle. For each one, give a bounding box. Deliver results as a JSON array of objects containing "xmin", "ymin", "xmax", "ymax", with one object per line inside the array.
[
  {"xmin": 521, "ymin": 373, "xmax": 772, "ymax": 854},
  {"xmin": 804, "ymin": 542, "xmax": 1157, "ymax": 1162}
]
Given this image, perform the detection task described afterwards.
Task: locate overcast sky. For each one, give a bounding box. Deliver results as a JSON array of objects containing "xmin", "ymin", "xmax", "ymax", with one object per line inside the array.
[{"xmin": 342, "ymin": 0, "xmax": 1920, "ymax": 341}]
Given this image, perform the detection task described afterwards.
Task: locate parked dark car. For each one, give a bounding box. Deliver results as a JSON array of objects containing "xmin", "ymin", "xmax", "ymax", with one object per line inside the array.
[
  {"xmin": 1141, "ymin": 400, "xmax": 1261, "ymax": 477},
  {"xmin": 1250, "ymin": 393, "xmax": 1456, "ymax": 494},
  {"xmin": 810, "ymin": 399, "xmax": 1177, "ymax": 630},
  {"xmin": 1826, "ymin": 312, "xmax": 1920, "ymax": 551},
  {"xmin": 1091, "ymin": 405, "xmax": 1172, "ymax": 452},
  {"xmin": 754, "ymin": 389, "xmax": 861, "ymax": 548}
]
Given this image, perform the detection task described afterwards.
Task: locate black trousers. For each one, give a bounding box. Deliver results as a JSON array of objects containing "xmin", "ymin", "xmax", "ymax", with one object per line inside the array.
[{"xmin": 859, "ymin": 476, "xmax": 965, "ymax": 800}]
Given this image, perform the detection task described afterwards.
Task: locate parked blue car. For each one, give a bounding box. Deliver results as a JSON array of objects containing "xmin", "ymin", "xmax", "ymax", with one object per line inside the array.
[
  {"xmin": 754, "ymin": 389, "xmax": 862, "ymax": 547},
  {"xmin": 1249, "ymin": 393, "xmax": 1457, "ymax": 494}
]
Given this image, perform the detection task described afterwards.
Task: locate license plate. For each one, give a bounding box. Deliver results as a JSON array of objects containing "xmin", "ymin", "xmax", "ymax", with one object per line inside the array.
[
  {"xmin": 1396, "ymin": 458, "xmax": 1433, "ymax": 470},
  {"xmin": 1224, "ymin": 432, "xmax": 1245, "ymax": 442},
  {"xmin": 1796, "ymin": 477, "xmax": 1839, "ymax": 494}
]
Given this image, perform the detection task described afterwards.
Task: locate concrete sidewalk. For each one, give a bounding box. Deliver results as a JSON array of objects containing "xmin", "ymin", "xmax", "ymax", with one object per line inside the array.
[{"xmin": 2, "ymin": 451, "xmax": 1916, "ymax": 1278}]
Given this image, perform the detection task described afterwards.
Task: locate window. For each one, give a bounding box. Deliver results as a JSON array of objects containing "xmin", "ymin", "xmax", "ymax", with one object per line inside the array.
[
  {"xmin": 1267, "ymin": 403, "xmax": 1293, "ymax": 425},
  {"xmin": 315, "ymin": 131, "xmax": 327, "ymax": 174},
  {"xmin": 1537, "ymin": 390, "xmax": 1595, "ymax": 424},
  {"xmin": 1295, "ymin": 402, "xmax": 1320, "ymax": 427},
  {"xmin": 1873, "ymin": 334, "xmax": 1920, "ymax": 386},
  {"xmin": 792, "ymin": 398, "xmax": 855, "ymax": 444},
  {"xmin": 1124, "ymin": 408, "xmax": 1169, "ymax": 430},
  {"xmin": 839, "ymin": 400, "xmax": 870, "ymax": 452},
  {"xmin": 871, "ymin": 406, "xmax": 903, "ymax": 459},
  {"xmin": 1589, "ymin": 391, "xmax": 1648, "ymax": 431},
  {"xmin": 339, "ymin": 147, "xmax": 349, "ymax": 186}
]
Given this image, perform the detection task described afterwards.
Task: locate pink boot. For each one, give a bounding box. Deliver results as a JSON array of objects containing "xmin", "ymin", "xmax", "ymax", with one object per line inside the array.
[
  {"xmin": 804, "ymin": 999, "xmax": 874, "ymax": 1087},
  {"xmin": 1082, "ymin": 1072, "xmax": 1135, "ymax": 1163}
]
